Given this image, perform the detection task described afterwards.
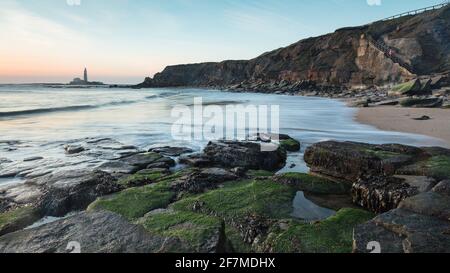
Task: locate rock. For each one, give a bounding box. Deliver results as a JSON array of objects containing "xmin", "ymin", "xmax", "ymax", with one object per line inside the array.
[
  {"xmin": 97, "ymin": 161, "xmax": 138, "ymax": 174},
  {"xmin": 201, "ymin": 141, "xmax": 287, "ymax": 171},
  {"xmin": 179, "ymin": 153, "xmax": 212, "ymax": 168},
  {"xmin": 390, "ymin": 79, "xmax": 422, "ymax": 96},
  {"xmin": 149, "ymin": 146, "xmax": 194, "ymax": 157},
  {"xmin": 280, "ymin": 138, "xmax": 301, "ymax": 152},
  {"xmin": 118, "ymin": 168, "xmax": 171, "ymax": 188},
  {"xmin": 275, "ymin": 173, "xmax": 350, "ymax": 195},
  {"xmin": 0, "ymin": 206, "xmax": 41, "ymax": 236},
  {"xmin": 371, "ymin": 99, "xmax": 400, "ymax": 106},
  {"xmin": 137, "ymin": 210, "xmax": 226, "ymax": 253},
  {"xmin": 171, "ymin": 168, "xmax": 239, "ymax": 194},
  {"xmin": 353, "ymin": 221, "xmax": 405, "ymax": 253},
  {"xmin": 256, "ymin": 133, "xmax": 293, "ymax": 142},
  {"xmin": 394, "ymin": 175, "xmax": 436, "ymax": 192},
  {"xmin": 352, "ymin": 176, "xmax": 420, "ymax": 213},
  {"xmin": 399, "ymin": 192, "xmax": 450, "ymax": 221},
  {"xmin": 432, "ymin": 180, "xmax": 450, "ymax": 196},
  {"xmin": 353, "ymin": 209, "xmax": 450, "ymax": 253},
  {"xmin": 23, "ymin": 156, "xmax": 43, "ymax": 162},
  {"xmin": 350, "ymin": 99, "xmax": 369, "ymax": 108},
  {"xmin": 0, "ymin": 211, "xmax": 191, "ymax": 253},
  {"xmin": 0, "ymin": 183, "xmax": 43, "ymax": 213},
  {"xmin": 98, "ymin": 152, "xmax": 172, "ymax": 174},
  {"xmin": 304, "ymin": 141, "xmax": 424, "ymax": 183},
  {"xmin": 120, "ymin": 152, "xmax": 164, "ymax": 169},
  {"xmin": 64, "ymin": 145, "xmax": 85, "ymax": 155},
  {"xmin": 35, "ymin": 170, "xmax": 121, "ymax": 217},
  {"xmin": 147, "ymin": 157, "xmax": 176, "ymax": 169},
  {"xmin": 430, "ymin": 75, "xmax": 446, "ymax": 89},
  {"xmin": 400, "ymin": 97, "xmax": 443, "ymax": 108},
  {"xmin": 412, "ymin": 115, "xmax": 431, "ymax": 120}
]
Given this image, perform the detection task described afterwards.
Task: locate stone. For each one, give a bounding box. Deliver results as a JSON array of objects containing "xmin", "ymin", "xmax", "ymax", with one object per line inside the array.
[
  {"xmin": 399, "ymin": 192, "xmax": 450, "ymax": 221},
  {"xmin": 412, "ymin": 115, "xmax": 431, "ymax": 121},
  {"xmin": 304, "ymin": 141, "xmax": 424, "ymax": 183},
  {"xmin": 97, "ymin": 161, "xmax": 138, "ymax": 174},
  {"xmin": 149, "ymin": 146, "xmax": 194, "ymax": 157},
  {"xmin": 353, "ymin": 209, "xmax": 450, "ymax": 253},
  {"xmin": 120, "ymin": 152, "xmax": 163, "ymax": 169},
  {"xmin": 35, "ymin": 170, "xmax": 121, "ymax": 217},
  {"xmin": 179, "ymin": 154, "xmax": 212, "ymax": 168},
  {"xmin": 394, "ymin": 175, "xmax": 436, "ymax": 192},
  {"xmin": 400, "ymin": 97, "xmax": 443, "ymax": 108},
  {"xmin": 432, "ymin": 180, "xmax": 450, "ymax": 196},
  {"xmin": 171, "ymin": 168, "xmax": 239, "ymax": 194},
  {"xmin": 352, "ymin": 176, "xmax": 420, "ymax": 213},
  {"xmin": 64, "ymin": 145, "xmax": 85, "ymax": 155},
  {"xmin": 0, "ymin": 211, "xmax": 190, "ymax": 253},
  {"xmin": 353, "ymin": 221, "xmax": 405, "ymax": 253},
  {"xmin": 202, "ymin": 141, "xmax": 287, "ymax": 171},
  {"xmin": 23, "ymin": 156, "xmax": 44, "ymax": 162},
  {"xmin": 371, "ymin": 99, "xmax": 400, "ymax": 106},
  {"xmin": 0, "ymin": 206, "xmax": 42, "ymax": 236}
]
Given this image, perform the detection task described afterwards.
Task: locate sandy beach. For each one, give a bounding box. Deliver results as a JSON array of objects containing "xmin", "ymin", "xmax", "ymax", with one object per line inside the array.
[{"xmin": 356, "ymin": 106, "xmax": 450, "ymax": 147}]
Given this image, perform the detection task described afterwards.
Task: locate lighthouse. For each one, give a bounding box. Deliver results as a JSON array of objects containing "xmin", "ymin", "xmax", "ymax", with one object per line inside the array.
[{"xmin": 83, "ymin": 67, "xmax": 88, "ymax": 83}]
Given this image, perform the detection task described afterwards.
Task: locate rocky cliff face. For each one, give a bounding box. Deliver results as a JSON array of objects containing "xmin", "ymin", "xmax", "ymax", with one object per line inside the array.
[{"xmin": 139, "ymin": 5, "xmax": 450, "ymax": 90}]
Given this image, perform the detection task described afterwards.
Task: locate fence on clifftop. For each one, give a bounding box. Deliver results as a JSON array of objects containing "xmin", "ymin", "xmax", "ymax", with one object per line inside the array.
[{"xmin": 380, "ymin": 1, "xmax": 450, "ymax": 22}]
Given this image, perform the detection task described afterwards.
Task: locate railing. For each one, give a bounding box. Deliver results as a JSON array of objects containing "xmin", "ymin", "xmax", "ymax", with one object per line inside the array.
[
  {"xmin": 366, "ymin": 35, "xmax": 414, "ymax": 74},
  {"xmin": 380, "ymin": 1, "xmax": 450, "ymax": 22}
]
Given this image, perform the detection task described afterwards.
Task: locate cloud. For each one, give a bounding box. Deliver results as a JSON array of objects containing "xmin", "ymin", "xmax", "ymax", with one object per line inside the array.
[{"xmin": 367, "ymin": 0, "xmax": 382, "ymax": 6}]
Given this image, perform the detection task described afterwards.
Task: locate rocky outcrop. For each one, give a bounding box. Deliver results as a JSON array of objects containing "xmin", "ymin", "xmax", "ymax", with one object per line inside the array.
[
  {"xmin": 353, "ymin": 208, "xmax": 450, "ymax": 253},
  {"xmin": 304, "ymin": 141, "xmax": 424, "ymax": 182},
  {"xmin": 138, "ymin": 5, "xmax": 450, "ymax": 90},
  {"xmin": 170, "ymin": 168, "xmax": 239, "ymax": 194},
  {"xmin": 181, "ymin": 141, "xmax": 287, "ymax": 171},
  {"xmin": 36, "ymin": 170, "xmax": 121, "ymax": 217},
  {"xmin": 352, "ymin": 176, "xmax": 421, "ymax": 213},
  {"xmin": 0, "ymin": 211, "xmax": 225, "ymax": 253},
  {"xmin": 304, "ymin": 141, "xmax": 450, "ymax": 213}
]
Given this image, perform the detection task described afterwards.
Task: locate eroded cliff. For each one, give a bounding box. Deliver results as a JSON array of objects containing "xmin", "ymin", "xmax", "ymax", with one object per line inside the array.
[{"xmin": 138, "ymin": 5, "xmax": 450, "ymax": 90}]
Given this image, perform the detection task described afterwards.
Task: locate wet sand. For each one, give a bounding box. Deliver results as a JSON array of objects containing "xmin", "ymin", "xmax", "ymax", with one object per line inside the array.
[{"xmin": 356, "ymin": 106, "xmax": 450, "ymax": 147}]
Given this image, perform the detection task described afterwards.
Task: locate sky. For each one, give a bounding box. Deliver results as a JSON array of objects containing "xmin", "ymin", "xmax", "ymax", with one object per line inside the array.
[{"xmin": 0, "ymin": 0, "xmax": 444, "ymax": 84}]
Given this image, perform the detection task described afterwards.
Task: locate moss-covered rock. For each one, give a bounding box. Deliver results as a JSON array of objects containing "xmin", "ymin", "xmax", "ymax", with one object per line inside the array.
[
  {"xmin": 399, "ymin": 155, "xmax": 450, "ymax": 180},
  {"xmin": 118, "ymin": 168, "xmax": 170, "ymax": 188},
  {"xmin": 138, "ymin": 210, "xmax": 225, "ymax": 253},
  {"xmin": 172, "ymin": 180, "xmax": 296, "ymax": 220},
  {"xmin": 265, "ymin": 208, "xmax": 374, "ymax": 253},
  {"xmin": 246, "ymin": 170, "xmax": 275, "ymax": 178},
  {"xmin": 275, "ymin": 173, "xmax": 351, "ymax": 195},
  {"xmin": 87, "ymin": 182, "xmax": 175, "ymax": 221},
  {"xmin": 280, "ymin": 139, "xmax": 301, "ymax": 152},
  {"xmin": 0, "ymin": 206, "xmax": 41, "ymax": 236},
  {"xmin": 390, "ymin": 80, "xmax": 421, "ymax": 96},
  {"xmin": 399, "ymin": 97, "xmax": 443, "ymax": 108}
]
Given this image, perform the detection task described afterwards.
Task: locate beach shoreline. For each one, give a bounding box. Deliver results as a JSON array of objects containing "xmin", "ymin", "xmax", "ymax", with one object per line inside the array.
[{"xmin": 356, "ymin": 106, "xmax": 450, "ymax": 147}]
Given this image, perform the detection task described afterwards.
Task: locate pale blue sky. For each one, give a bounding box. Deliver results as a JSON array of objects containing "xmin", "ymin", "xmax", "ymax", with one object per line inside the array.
[{"xmin": 0, "ymin": 0, "xmax": 443, "ymax": 83}]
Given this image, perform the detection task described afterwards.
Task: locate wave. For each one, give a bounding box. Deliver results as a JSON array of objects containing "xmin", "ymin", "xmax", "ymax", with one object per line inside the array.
[{"xmin": 0, "ymin": 100, "xmax": 138, "ymax": 118}]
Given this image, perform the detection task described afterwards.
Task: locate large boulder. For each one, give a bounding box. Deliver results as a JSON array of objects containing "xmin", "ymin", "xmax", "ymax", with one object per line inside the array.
[
  {"xmin": 0, "ymin": 210, "xmax": 227, "ymax": 253},
  {"xmin": 352, "ymin": 176, "xmax": 423, "ymax": 213},
  {"xmin": 353, "ymin": 208, "xmax": 450, "ymax": 253},
  {"xmin": 35, "ymin": 170, "xmax": 121, "ymax": 217},
  {"xmin": 170, "ymin": 168, "xmax": 239, "ymax": 194},
  {"xmin": 399, "ymin": 97, "xmax": 444, "ymax": 108},
  {"xmin": 304, "ymin": 141, "xmax": 424, "ymax": 183},
  {"xmin": 182, "ymin": 141, "xmax": 287, "ymax": 171},
  {"xmin": 399, "ymin": 192, "xmax": 450, "ymax": 221}
]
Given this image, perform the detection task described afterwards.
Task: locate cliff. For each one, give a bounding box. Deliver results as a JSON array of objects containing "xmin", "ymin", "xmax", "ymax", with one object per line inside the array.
[{"xmin": 138, "ymin": 5, "xmax": 450, "ymax": 90}]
